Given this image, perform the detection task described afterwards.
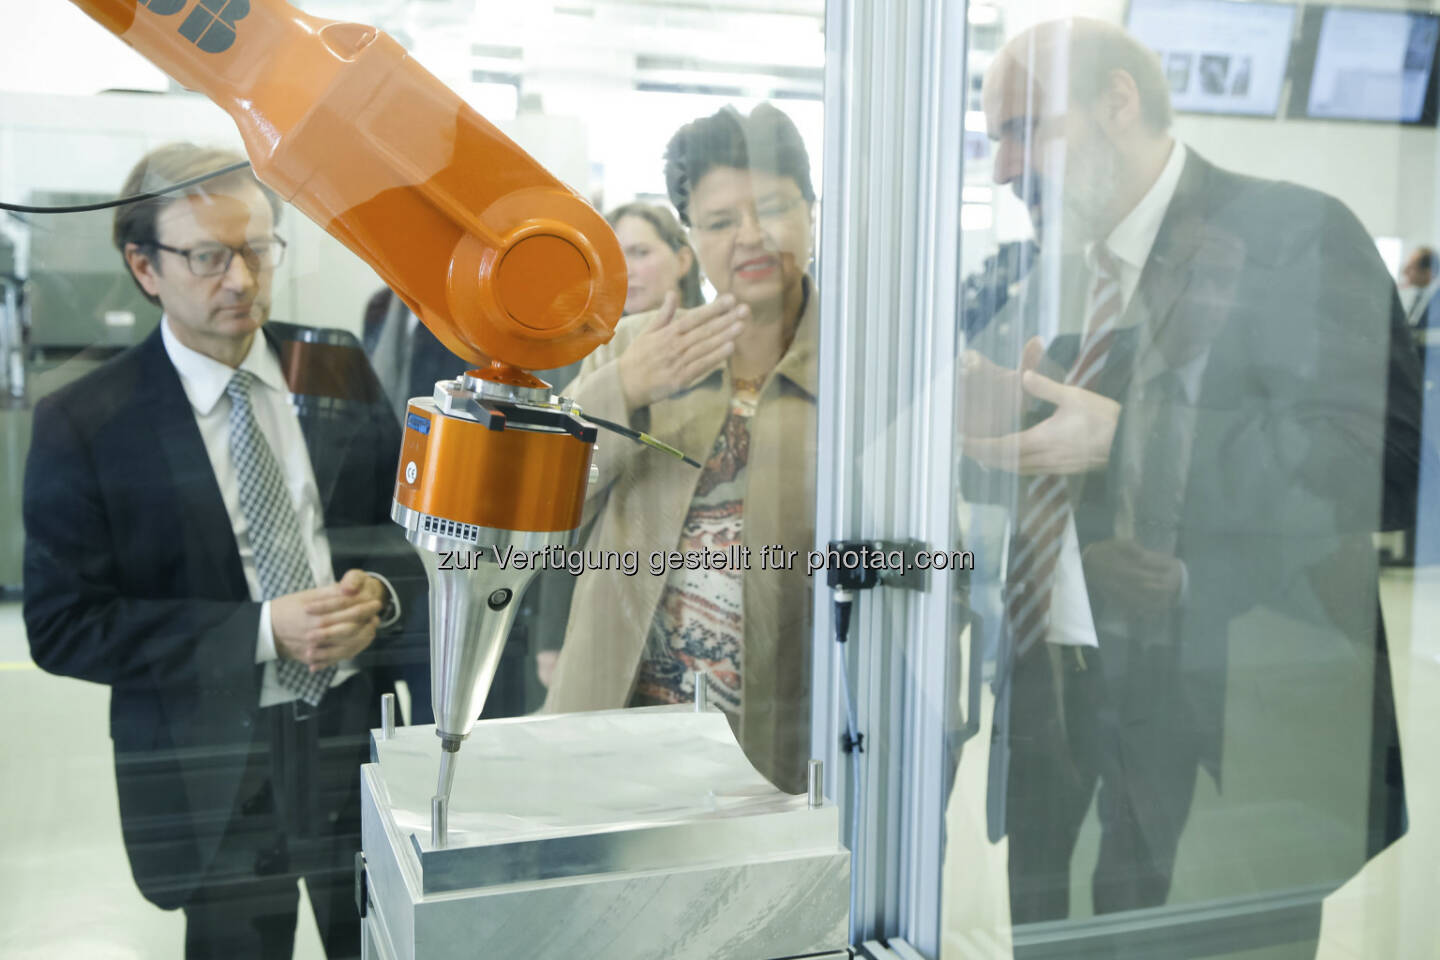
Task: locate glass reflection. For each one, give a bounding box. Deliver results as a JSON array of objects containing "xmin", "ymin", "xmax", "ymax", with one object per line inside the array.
[{"xmin": 952, "ymin": 15, "xmax": 1423, "ymax": 959}]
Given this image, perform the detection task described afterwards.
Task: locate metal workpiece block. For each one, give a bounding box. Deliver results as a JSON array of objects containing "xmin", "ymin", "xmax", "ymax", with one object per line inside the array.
[
  {"xmin": 360, "ymin": 707, "xmax": 851, "ymax": 960},
  {"xmin": 420, "ymin": 851, "xmax": 848, "ymax": 959}
]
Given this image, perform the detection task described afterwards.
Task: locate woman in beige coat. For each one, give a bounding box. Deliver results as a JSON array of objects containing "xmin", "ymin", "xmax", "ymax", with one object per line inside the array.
[{"xmin": 544, "ymin": 104, "xmax": 818, "ymax": 793}]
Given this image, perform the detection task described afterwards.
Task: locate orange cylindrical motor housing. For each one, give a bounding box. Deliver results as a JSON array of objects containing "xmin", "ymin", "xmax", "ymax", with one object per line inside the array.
[
  {"xmin": 68, "ymin": 0, "xmax": 624, "ymax": 372},
  {"xmin": 394, "ymin": 402, "xmax": 593, "ymax": 533}
]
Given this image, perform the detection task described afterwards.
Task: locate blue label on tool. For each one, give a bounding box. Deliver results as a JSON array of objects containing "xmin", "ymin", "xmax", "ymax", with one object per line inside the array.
[{"xmin": 406, "ymin": 412, "xmax": 431, "ymax": 435}]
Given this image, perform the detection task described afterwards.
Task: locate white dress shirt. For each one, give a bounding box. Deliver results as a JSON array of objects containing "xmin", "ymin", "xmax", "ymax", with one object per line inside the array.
[
  {"xmin": 162, "ymin": 318, "xmax": 393, "ymax": 705},
  {"xmin": 1401, "ymin": 285, "xmax": 1422, "ymax": 319},
  {"xmin": 1045, "ymin": 141, "xmax": 1189, "ymax": 649},
  {"xmin": 1406, "ymin": 278, "xmax": 1440, "ymax": 327}
]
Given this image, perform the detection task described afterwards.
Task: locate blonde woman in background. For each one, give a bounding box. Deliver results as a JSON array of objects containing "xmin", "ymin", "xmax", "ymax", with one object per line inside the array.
[{"xmin": 607, "ymin": 201, "xmax": 705, "ymax": 315}]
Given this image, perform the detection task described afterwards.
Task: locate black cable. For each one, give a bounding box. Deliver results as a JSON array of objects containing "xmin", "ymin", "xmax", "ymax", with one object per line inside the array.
[
  {"xmin": 832, "ymin": 587, "xmax": 865, "ymax": 893},
  {"xmin": 833, "ymin": 590, "xmax": 863, "ymax": 754},
  {"xmin": 584, "ymin": 411, "xmax": 702, "ymax": 468},
  {"xmin": 833, "ymin": 590, "xmax": 854, "ymax": 644},
  {"xmin": 0, "ymin": 160, "xmax": 253, "ymax": 214}
]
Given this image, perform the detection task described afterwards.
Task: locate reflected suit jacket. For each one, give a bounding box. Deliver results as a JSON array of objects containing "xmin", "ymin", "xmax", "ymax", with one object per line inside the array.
[
  {"xmin": 971, "ymin": 150, "xmax": 1423, "ymax": 889},
  {"xmin": 22, "ymin": 321, "xmax": 423, "ymax": 910}
]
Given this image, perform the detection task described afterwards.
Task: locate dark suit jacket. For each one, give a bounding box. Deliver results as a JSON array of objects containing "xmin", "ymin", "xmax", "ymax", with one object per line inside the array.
[
  {"xmin": 974, "ymin": 150, "xmax": 1422, "ymax": 891},
  {"xmin": 22, "ymin": 321, "xmax": 423, "ymax": 910},
  {"xmin": 361, "ymin": 288, "xmax": 468, "ymax": 403},
  {"xmin": 361, "ymin": 287, "xmax": 583, "ymax": 400}
]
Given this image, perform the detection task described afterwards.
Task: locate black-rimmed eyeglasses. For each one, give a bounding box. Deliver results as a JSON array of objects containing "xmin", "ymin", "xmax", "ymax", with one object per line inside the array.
[{"xmin": 152, "ymin": 236, "xmax": 287, "ymax": 277}]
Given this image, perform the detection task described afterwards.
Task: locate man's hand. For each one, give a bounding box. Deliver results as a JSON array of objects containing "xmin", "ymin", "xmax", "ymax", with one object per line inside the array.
[
  {"xmin": 1082, "ymin": 539, "xmax": 1183, "ymax": 614},
  {"xmin": 964, "ymin": 369, "xmax": 1120, "ymax": 475},
  {"xmin": 959, "ymin": 336, "xmax": 1047, "ymax": 439},
  {"xmin": 618, "ymin": 292, "xmax": 749, "ymax": 411},
  {"xmin": 272, "ymin": 569, "xmax": 385, "ymax": 672}
]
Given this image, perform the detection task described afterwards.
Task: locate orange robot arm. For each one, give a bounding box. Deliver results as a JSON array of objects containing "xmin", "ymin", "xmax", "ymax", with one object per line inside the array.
[{"xmin": 67, "ymin": 0, "xmax": 625, "ymax": 375}]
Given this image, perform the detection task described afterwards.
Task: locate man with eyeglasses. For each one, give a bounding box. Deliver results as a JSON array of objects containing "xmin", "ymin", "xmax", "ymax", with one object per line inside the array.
[{"xmin": 23, "ymin": 142, "xmax": 420, "ymax": 958}]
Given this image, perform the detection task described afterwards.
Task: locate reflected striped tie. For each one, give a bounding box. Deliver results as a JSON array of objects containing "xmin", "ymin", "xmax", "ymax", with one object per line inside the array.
[
  {"xmin": 227, "ymin": 370, "xmax": 335, "ymax": 705},
  {"xmin": 1004, "ymin": 247, "xmax": 1122, "ymax": 660}
]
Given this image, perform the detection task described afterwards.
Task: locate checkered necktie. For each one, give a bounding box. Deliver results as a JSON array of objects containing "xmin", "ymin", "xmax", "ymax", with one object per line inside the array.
[
  {"xmin": 1003, "ymin": 247, "xmax": 1123, "ymax": 660},
  {"xmin": 227, "ymin": 370, "xmax": 335, "ymax": 705}
]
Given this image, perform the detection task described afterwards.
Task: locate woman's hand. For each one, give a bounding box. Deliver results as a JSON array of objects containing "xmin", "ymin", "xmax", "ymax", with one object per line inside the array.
[{"xmin": 618, "ymin": 292, "xmax": 748, "ymax": 411}]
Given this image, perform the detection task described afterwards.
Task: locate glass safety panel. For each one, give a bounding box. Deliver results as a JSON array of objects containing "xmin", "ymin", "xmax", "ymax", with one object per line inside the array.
[
  {"xmin": 938, "ymin": 1, "xmax": 1440, "ymax": 959},
  {"xmin": 0, "ymin": 1, "xmax": 830, "ymax": 957}
]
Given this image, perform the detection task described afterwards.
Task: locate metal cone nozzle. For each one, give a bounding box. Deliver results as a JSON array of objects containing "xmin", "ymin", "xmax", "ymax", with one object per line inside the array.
[
  {"xmin": 393, "ymin": 502, "xmax": 573, "ymax": 755},
  {"xmin": 417, "ymin": 537, "xmax": 552, "ymax": 748}
]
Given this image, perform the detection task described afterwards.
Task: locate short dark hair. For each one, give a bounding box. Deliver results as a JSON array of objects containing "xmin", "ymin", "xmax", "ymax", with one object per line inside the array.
[
  {"xmin": 113, "ymin": 142, "xmax": 282, "ymax": 305},
  {"xmin": 605, "ymin": 201, "xmax": 704, "ymax": 309},
  {"xmin": 1415, "ymin": 246, "xmax": 1437, "ymax": 273},
  {"xmin": 663, "ymin": 103, "xmax": 815, "ymax": 227}
]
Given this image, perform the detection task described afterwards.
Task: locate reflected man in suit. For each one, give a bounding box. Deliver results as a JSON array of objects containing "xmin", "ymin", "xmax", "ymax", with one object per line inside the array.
[
  {"xmin": 962, "ymin": 20, "xmax": 1422, "ymax": 957},
  {"xmin": 24, "ymin": 143, "xmax": 422, "ymax": 959},
  {"xmin": 1400, "ymin": 245, "xmax": 1437, "ymax": 330}
]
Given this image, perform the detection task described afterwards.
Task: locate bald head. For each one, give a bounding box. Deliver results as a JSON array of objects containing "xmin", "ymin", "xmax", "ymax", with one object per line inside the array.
[
  {"xmin": 1404, "ymin": 246, "xmax": 1436, "ymax": 288},
  {"xmin": 985, "ymin": 18, "xmax": 1173, "ymax": 135},
  {"xmin": 982, "ymin": 18, "xmax": 1176, "ymax": 245}
]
